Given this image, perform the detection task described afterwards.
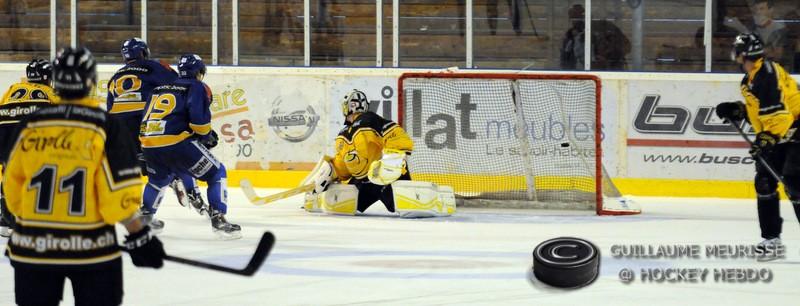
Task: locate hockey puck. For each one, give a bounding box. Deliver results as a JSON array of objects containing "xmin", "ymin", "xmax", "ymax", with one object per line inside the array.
[
  {"xmin": 560, "ymin": 143, "xmax": 570, "ymax": 148},
  {"xmin": 532, "ymin": 237, "xmax": 600, "ymax": 289}
]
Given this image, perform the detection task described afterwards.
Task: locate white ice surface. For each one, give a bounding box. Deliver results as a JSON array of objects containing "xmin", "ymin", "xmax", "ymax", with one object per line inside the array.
[{"xmin": 1, "ymin": 188, "xmax": 799, "ymax": 306}]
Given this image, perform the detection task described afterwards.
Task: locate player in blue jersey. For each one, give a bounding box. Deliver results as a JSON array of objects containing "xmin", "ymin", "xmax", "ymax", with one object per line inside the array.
[
  {"xmin": 140, "ymin": 54, "xmax": 241, "ymax": 239},
  {"xmin": 107, "ymin": 38, "xmax": 209, "ymax": 230}
]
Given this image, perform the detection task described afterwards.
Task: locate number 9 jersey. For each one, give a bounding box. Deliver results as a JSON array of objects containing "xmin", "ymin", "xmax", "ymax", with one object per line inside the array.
[{"xmin": 140, "ymin": 78, "xmax": 213, "ymax": 148}]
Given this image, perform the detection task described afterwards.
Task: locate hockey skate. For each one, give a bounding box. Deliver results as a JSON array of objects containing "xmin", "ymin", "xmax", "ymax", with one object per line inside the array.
[
  {"xmin": 187, "ymin": 189, "xmax": 210, "ymax": 216},
  {"xmin": 210, "ymin": 210, "xmax": 241, "ymax": 240},
  {"xmin": 169, "ymin": 178, "xmax": 190, "ymax": 208},
  {"xmin": 756, "ymin": 238, "xmax": 783, "ymax": 262},
  {"xmin": 140, "ymin": 211, "xmax": 165, "ymax": 235}
]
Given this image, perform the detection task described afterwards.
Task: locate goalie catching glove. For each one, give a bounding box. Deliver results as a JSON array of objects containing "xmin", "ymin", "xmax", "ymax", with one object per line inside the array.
[{"xmin": 368, "ymin": 149, "xmax": 407, "ymax": 185}]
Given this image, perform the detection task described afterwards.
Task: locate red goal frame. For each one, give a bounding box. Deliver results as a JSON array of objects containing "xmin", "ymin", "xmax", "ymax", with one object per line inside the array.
[{"xmin": 397, "ymin": 72, "xmax": 609, "ymax": 215}]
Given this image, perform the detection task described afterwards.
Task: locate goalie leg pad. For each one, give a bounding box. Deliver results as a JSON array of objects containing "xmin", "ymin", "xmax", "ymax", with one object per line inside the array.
[
  {"xmin": 320, "ymin": 184, "xmax": 358, "ymax": 215},
  {"xmin": 303, "ymin": 192, "xmax": 323, "ymax": 213},
  {"xmin": 392, "ymin": 181, "xmax": 456, "ymax": 218}
]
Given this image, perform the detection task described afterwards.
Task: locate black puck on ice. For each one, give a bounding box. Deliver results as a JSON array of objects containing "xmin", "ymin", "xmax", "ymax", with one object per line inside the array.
[
  {"xmin": 532, "ymin": 237, "xmax": 600, "ymax": 289},
  {"xmin": 560, "ymin": 143, "xmax": 570, "ymax": 147}
]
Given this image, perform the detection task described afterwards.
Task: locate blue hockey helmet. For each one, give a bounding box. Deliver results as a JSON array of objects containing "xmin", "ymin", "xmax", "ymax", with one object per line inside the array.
[
  {"xmin": 121, "ymin": 37, "xmax": 150, "ymax": 61},
  {"xmin": 177, "ymin": 54, "xmax": 207, "ymax": 78}
]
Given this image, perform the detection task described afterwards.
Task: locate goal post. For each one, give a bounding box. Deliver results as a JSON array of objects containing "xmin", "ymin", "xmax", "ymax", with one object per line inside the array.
[{"xmin": 397, "ymin": 72, "xmax": 639, "ymax": 216}]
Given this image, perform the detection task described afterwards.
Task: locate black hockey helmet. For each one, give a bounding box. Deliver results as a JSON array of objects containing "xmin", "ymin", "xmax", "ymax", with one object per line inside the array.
[
  {"xmin": 26, "ymin": 58, "xmax": 52, "ymax": 85},
  {"xmin": 731, "ymin": 33, "xmax": 764, "ymax": 62},
  {"xmin": 52, "ymin": 47, "xmax": 97, "ymax": 100}
]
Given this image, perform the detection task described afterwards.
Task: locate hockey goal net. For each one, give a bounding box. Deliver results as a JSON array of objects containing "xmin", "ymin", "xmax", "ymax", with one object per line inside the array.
[{"xmin": 398, "ymin": 72, "xmax": 639, "ymax": 215}]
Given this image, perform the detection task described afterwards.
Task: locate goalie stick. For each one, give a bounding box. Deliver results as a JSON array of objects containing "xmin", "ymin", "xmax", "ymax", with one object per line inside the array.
[
  {"xmin": 126, "ymin": 231, "xmax": 275, "ymax": 276},
  {"xmin": 240, "ymin": 179, "xmax": 314, "ymax": 205}
]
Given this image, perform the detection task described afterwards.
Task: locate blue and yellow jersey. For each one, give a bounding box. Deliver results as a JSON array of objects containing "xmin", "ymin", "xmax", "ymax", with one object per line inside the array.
[
  {"xmin": 333, "ymin": 112, "xmax": 413, "ymax": 180},
  {"xmin": 740, "ymin": 58, "xmax": 800, "ymax": 138},
  {"xmin": 140, "ymin": 78, "xmax": 213, "ymax": 148},
  {"xmin": 106, "ymin": 59, "xmax": 177, "ymax": 117},
  {"xmin": 2, "ymin": 98, "xmax": 142, "ymax": 267}
]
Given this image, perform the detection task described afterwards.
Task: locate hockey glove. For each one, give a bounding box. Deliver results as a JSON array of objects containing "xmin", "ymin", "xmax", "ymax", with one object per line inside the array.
[
  {"xmin": 124, "ymin": 226, "xmax": 166, "ymax": 269},
  {"xmin": 749, "ymin": 132, "xmax": 779, "ymax": 157},
  {"xmin": 368, "ymin": 149, "xmax": 407, "ymax": 185},
  {"xmin": 715, "ymin": 101, "xmax": 746, "ymax": 122},
  {"xmin": 311, "ymin": 158, "xmax": 336, "ymax": 194},
  {"xmin": 199, "ymin": 130, "xmax": 219, "ymax": 149}
]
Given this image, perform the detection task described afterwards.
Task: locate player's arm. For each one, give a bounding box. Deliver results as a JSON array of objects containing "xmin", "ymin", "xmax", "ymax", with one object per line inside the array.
[
  {"xmin": 751, "ymin": 64, "xmax": 794, "ymax": 138},
  {"xmin": 332, "ymin": 137, "xmax": 352, "ymax": 181},
  {"xmin": 96, "ymin": 119, "xmax": 143, "ymax": 224},
  {"xmin": 155, "ymin": 60, "xmax": 179, "ymax": 82},
  {"xmin": 1, "ymin": 129, "xmax": 28, "ymax": 216},
  {"xmin": 105, "ymin": 78, "xmax": 116, "ymax": 111},
  {"xmin": 380, "ymin": 119, "xmax": 413, "ymax": 153},
  {"xmin": 349, "ymin": 129, "xmax": 383, "ymax": 179},
  {"xmin": 188, "ymin": 82, "xmax": 213, "ymax": 136},
  {"xmin": 366, "ymin": 118, "xmax": 413, "ymax": 185},
  {"xmin": 99, "ymin": 118, "xmax": 164, "ymax": 267}
]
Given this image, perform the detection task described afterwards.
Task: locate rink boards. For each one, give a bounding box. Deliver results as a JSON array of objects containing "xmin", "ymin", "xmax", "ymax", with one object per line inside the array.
[{"xmin": 0, "ymin": 64, "xmax": 787, "ymax": 199}]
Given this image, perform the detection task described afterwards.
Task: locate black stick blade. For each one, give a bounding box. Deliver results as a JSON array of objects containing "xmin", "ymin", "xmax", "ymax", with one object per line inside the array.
[{"xmin": 163, "ymin": 231, "xmax": 276, "ymax": 276}]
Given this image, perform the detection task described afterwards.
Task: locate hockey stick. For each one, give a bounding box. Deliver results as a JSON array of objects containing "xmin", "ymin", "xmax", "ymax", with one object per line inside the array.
[
  {"xmin": 240, "ymin": 179, "xmax": 314, "ymax": 205},
  {"xmin": 161, "ymin": 231, "xmax": 275, "ymax": 276},
  {"xmin": 727, "ymin": 119, "xmax": 793, "ymax": 193}
]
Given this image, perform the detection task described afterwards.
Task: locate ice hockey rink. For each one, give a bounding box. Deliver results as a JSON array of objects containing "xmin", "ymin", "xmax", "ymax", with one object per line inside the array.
[{"xmin": 1, "ymin": 187, "xmax": 797, "ymax": 306}]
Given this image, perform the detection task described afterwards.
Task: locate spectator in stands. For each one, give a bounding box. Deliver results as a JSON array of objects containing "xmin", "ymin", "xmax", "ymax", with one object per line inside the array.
[
  {"xmin": 560, "ymin": 4, "xmax": 630, "ymax": 70},
  {"xmin": 693, "ymin": 0, "xmax": 743, "ymax": 72},
  {"xmin": 783, "ymin": 2, "xmax": 800, "ymax": 72},
  {"xmin": 487, "ymin": 0, "xmax": 522, "ymax": 36},
  {"xmin": 723, "ymin": 0, "xmax": 788, "ymax": 65}
]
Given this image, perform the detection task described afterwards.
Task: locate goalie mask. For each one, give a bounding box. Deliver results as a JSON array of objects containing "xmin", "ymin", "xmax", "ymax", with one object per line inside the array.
[{"xmin": 341, "ymin": 89, "xmax": 369, "ymax": 117}]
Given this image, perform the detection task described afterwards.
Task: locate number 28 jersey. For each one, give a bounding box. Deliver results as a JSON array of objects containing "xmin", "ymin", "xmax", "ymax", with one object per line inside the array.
[
  {"xmin": 2, "ymin": 99, "xmax": 142, "ymax": 267},
  {"xmin": 139, "ymin": 78, "xmax": 213, "ymax": 148}
]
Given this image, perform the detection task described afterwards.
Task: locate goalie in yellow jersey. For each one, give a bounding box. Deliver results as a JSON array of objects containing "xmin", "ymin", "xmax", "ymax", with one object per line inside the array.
[
  {"xmin": 0, "ymin": 58, "xmax": 60, "ymax": 237},
  {"xmin": 303, "ymin": 89, "xmax": 455, "ymax": 218}
]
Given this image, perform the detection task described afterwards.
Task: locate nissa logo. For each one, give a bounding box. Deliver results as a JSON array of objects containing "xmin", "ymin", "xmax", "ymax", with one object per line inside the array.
[
  {"xmin": 633, "ymin": 94, "xmax": 751, "ymax": 135},
  {"xmin": 269, "ymin": 113, "xmax": 311, "ymax": 126}
]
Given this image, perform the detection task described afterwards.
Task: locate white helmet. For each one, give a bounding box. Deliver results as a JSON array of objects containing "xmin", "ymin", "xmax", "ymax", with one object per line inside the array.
[{"xmin": 341, "ymin": 89, "xmax": 369, "ymax": 117}]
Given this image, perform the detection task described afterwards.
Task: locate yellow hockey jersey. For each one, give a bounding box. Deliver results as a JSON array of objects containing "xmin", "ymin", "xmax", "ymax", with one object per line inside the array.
[
  {"xmin": 0, "ymin": 81, "xmax": 59, "ymax": 126},
  {"xmin": 740, "ymin": 58, "xmax": 800, "ymax": 138},
  {"xmin": 3, "ymin": 98, "xmax": 142, "ymax": 267},
  {"xmin": 333, "ymin": 112, "xmax": 413, "ymax": 180}
]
